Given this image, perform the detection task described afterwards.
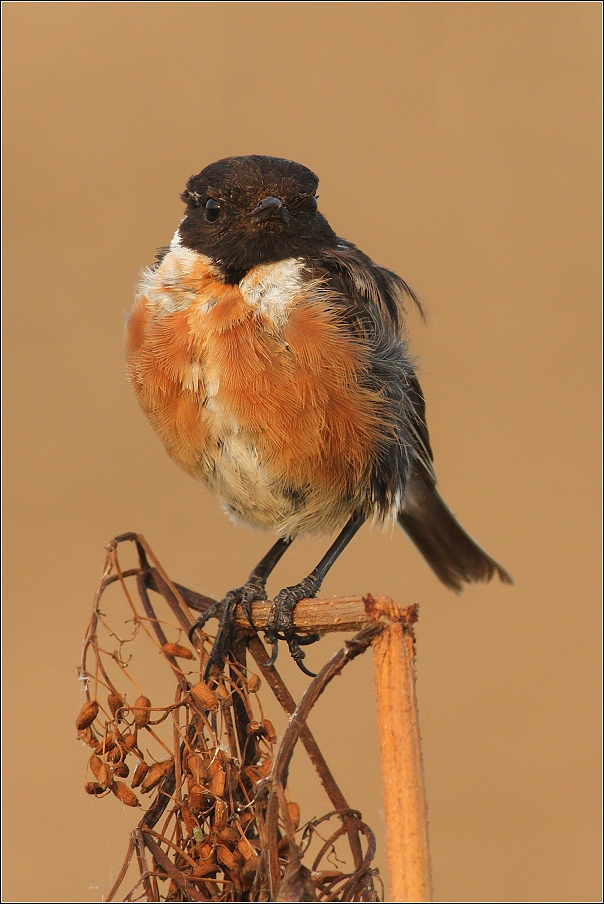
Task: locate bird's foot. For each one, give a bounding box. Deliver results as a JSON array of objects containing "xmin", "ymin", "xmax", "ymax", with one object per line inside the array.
[
  {"xmin": 238, "ymin": 575, "xmax": 269, "ymax": 629},
  {"xmin": 188, "ymin": 578, "xmax": 268, "ymax": 681},
  {"xmin": 264, "ymin": 577, "xmax": 321, "ymax": 676},
  {"xmin": 188, "ymin": 598, "xmax": 227, "ymax": 644}
]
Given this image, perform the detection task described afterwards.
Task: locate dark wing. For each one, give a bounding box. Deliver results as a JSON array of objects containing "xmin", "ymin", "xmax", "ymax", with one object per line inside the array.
[
  {"xmin": 315, "ymin": 240, "xmax": 423, "ymax": 332},
  {"xmin": 309, "ymin": 240, "xmax": 434, "ymax": 514},
  {"xmin": 310, "ymin": 241, "xmax": 512, "ymax": 591}
]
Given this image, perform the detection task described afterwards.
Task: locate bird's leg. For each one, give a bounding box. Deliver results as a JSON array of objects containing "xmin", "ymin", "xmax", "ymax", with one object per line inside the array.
[
  {"xmin": 237, "ymin": 535, "xmax": 294, "ymax": 627},
  {"xmin": 188, "ymin": 536, "xmax": 293, "ymax": 680},
  {"xmin": 265, "ymin": 514, "xmax": 366, "ymax": 676}
]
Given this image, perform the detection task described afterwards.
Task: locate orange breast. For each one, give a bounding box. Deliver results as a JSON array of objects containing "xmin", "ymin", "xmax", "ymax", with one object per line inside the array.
[{"xmin": 126, "ymin": 247, "xmax": 386, "ymax": 535}]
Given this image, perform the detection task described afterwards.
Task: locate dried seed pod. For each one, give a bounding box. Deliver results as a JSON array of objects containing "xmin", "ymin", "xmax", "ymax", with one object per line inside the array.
[
  {"xmin": 207, "ymin": 752, "xmax": 225, "ymax": 777},
  {"xmin": 246, "ymin": 720, "xmax": 264, "ymax": 737},
  {"xmin": 190, "ymin": 841, "xmax": 204, "ymax": 858},
  {"xmin": 216, "ymin": 844, "xmax": 236, "ymax": 871},
  {"xmin": 217, "ymin": 826, "xmax": 239, "ymax": 846},
  {"xmin": 314, "ymin": 870, "xmax": 343, "ymax": 882},
  {"xmin": 238, "ymin": 811, "xmax": 254, "ymax": 831},
  {"xmin": 78, "ymin": 727, "xmax": 99, "ymax": 748},
  {"xmin": 210, "ymin": 767, "xmax": 226, "ymax": 797},
  {"xmin": 140, "ymin": 758, "xmax": 172, "ymax": 794},
  {"xmin": 108, "ymin": 745, "xmax": 124, "ymax": 764},
  {"xmin": 255, "ymin": 755, "xmax": 272, "ymax": 778},
  {"xmin": 186, "ymin": 753, "xmax": 206, "ymax": 785},
  {"xmin": 214, "ymin": 683, "xmax": 229, "ymax": 701},
  {"xmin": 107, "ymin": 692, "xmax": 124, "ymax": 717},
  {"xmin": 113, "ymin": 761, "xmax": 129, "ymax": 778},
  {"xmin": 76, "ymin": 700, "xmax": 99, "ymax": 730},
  {"xmin": 131, "ymin": 760, "xmax": 148, "ymax": 788},
  {"xmin": 162, "ymin": 642, "xmax": 194, "ymax": 660},
  {"xmin": 193, "ymin": 859, "xmax": 218, "ymax": 878},
  {"xmin": 112, "ymin": 781, "xmax": 140, "ymax": 807},
  {"xmin": 198, "ymin": 842, "xmax": 213, "ymax": 861},
  {"xmin": 190, "ymin": 682, "xmax": 219, "ymax": 712},
  {"xmin": 243, "ymin": 765, "xmax": 262, "ymax": 785},
  {"xmin": 261, "ymin": 719, "xmax": 277, "ymax": 743},
  {"xmin": 181, "ymin": 805, "xmax": 196, "ymax": 835},
  {"xmin": 287, "ymin": 801, "xmax": 301, "ymax": 832},
  {"xmin": 213, "ymin": 797, "xmax": 228, "ymax": 829},
  {"xmin": 88, "ymin": 755, "xmax": 103, "ymax": 779},
  {"xmin": 237, "ymin": 837, "xmax": 257, "ymax": 862},
  {"xmin": 132, "ymin": 695, "xmax": 151, "ymax": 729},
  {"xmin": 247, "ymin": 674, "xmax": 261, "ymax": 693},
  {"xmin": 94, "ymin": 736, "xmax": 116, "ymax": 756},
  {"xmin": 188, "ymin": 783, "xmax": 205, "ymax": 811},
  {"xmin": 278, "ymin": 836, "xmax": 290, "ymax": 855},
  {"xmin": 122, "ymin": 731, "xmax": 137, "ymax": 749},
  {"xmin": 242, "ymin": 854, "xmax": 260, "ymax": 886},
  {"xmin": 85, "ymin": 781, "xmax": 105, "ymax": 796},
  {"xmin": 97, "ymin": 763, "xmax": 113, "ymax": 789},
  {"xmin": 207, "ymin": 758, "xmax": 219, "ymax": 778}
]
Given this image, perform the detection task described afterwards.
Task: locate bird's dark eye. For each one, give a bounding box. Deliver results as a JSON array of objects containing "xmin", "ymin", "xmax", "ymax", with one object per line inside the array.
[
  {"xmin": 205, "ymin": 198, "xmax": 221, "ymax": 223},
  {"xmin": 308, "ymin": 195, "xmax": 318, "ymax": 213}
]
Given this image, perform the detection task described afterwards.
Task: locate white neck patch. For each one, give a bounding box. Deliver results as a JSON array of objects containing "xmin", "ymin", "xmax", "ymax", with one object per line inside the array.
[{"xmin": 239, "ymin": 258, "xmax": 305, "ymax": 326}]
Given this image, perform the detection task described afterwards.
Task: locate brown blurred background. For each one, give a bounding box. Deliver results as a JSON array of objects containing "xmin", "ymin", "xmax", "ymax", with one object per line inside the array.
[{"xmin": 3, "ymin": 3, "xmax": 601, "ymax": 901}]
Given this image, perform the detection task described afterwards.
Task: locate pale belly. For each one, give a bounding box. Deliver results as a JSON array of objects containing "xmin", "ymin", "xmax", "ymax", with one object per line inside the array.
[
  {"xmin": 198, "ymin": 369, "xmax": 361, "ymax": 537},
  {"xmin": 203, "ymin": 426, "xmax": 311, "ymax": 535}
]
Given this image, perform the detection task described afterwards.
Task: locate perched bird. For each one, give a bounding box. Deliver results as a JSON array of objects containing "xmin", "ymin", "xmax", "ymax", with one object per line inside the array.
[{"xmin": 126, "ymin": 155, "xmax": 512, "ymax": 676}]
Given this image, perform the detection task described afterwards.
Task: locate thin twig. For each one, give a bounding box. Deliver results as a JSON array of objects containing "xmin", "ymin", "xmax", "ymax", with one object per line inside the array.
[
  {"xmin": 262, "ymin": 622, "xmax": 384, "ymax": 897},
  {"xmin": 142, "ymin": 834, "xmax": 205, "ymax": 902},
  {"xmin": 105, "ymin": 836, "xmax": 135, "ymax": 903},
  {"xmin": 248, "ymin": 635, "xmax": 366, "ymax": 872}
]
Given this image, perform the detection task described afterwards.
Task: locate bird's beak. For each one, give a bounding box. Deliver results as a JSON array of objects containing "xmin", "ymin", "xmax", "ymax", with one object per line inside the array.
[{"xmin": 252, "ymin": 196, "xmax": 290, "ymax": 224}]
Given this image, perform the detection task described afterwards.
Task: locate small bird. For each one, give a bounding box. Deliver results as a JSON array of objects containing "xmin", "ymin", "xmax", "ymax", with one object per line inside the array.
[{"xmin": 126, "ymin": 155, "xmax": 512, "ymax": 676}]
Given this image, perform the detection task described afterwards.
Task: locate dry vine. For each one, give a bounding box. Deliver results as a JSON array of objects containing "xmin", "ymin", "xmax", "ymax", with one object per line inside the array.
[{"xmin": 77, "ymin": 533, "xmax": 385, "ymax": 902}]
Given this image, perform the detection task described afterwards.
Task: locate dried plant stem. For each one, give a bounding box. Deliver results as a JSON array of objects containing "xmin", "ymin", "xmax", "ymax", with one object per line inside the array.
[
  {"xmin": 83, "ymin": 532, "xmax": 427, "ymax": 902},
  {"xmin": 367, "ymin": 597, "xmax": 432, "ymax": 903},
  {"xmin": 142, "ymin": 834, "xmax": 205, "ymax": 902},
  {"xmin": 236, "ymin": 595, "xmax": 380, "ymax": 634},
  {"xmin": 248, "ymin": 636, "xmax": 365, "ymax": 870},
  {"xmin": 105, "ymin": 837, "xmax": 135, "ymax": 902},
  {"xmin": 261, "ymin": 622, "xmax": 383, "ymax": 897}
]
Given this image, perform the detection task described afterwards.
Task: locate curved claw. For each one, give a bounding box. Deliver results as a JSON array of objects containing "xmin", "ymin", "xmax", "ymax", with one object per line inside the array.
[
  {"xmin": 241, "ymin": 605, "xmax": 257, "ymax": 633},
  {"xmin": 294, "ymin": 658, "xmax": 317, "ymax": 678},
  {"xmin": 203, "ymin": 650, "xmax": 223, "ymax": 682},
  {"xmin": 287, "ymin": 635, "xmax": 318, "ymax": 677},
  {"xmin": 188, "ymin": 623, "xmax": 198, "ymax": 644},
  {"xmin": 240, "ymin": 587, "xmax": 263, "ymax": 633},
  {"xmin": 188, "ymin": 599, "xmax": 224, "ymax": 643},
  {"xmin": 263, "ymin": 634, "xmax": 280, "ymax": 668},
  {"xmin": 263, "ymin": 577, "xmax": 322, "ymax": 673},
  {"xmin": 188, "ymin": 614, "xmax": 208, "ymax": 644}
]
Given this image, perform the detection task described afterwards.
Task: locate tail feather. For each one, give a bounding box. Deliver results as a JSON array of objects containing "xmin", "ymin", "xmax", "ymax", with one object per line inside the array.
[{"xmin": 398, "ymin": 477, "xmax": 513, "ymax": 592}]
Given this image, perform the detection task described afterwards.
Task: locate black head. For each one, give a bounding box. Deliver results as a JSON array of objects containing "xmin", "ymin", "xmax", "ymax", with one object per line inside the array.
[{"xmin": 178, "ymin": 155, "xmax": 337, "ymax": 283}]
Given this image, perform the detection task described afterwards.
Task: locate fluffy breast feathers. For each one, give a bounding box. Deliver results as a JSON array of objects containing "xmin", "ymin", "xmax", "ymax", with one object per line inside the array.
[{"xmin": 125, "ymin": 245, "xmax": 392, "ymax": 536}]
